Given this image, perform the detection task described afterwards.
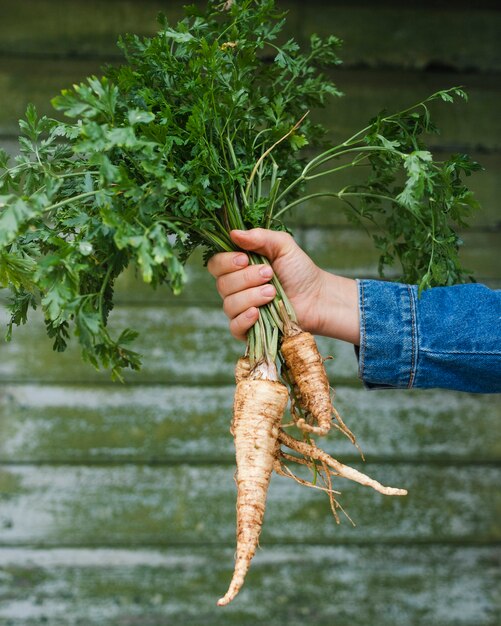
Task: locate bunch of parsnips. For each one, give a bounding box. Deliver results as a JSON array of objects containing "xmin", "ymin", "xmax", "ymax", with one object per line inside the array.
[{"xmin": 0, "ymin": 0, "xmax": 480, "ymax": 605}]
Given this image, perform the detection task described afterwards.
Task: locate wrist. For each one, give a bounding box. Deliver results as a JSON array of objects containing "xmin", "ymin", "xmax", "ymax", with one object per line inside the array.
[{"xmin": 316, "ymin": 271, "xmax": 360, "ymax": 345}]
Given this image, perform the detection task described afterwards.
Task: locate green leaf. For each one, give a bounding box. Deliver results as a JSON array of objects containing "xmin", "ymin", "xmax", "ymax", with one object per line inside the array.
[
  {"xmin": 0, "ymin": 148, "xmax": 10, "ymax": 169},
  {"xmin": 0, "ymin": 196, "xmax": 38, "ymax": 246},
  {"xmin": 162, "ymin": 27, "xmax": 194, "ymax": 43},
  {"xmin": 289, "ymin": 134, "xmax": 308, "ymax": 150},
  {"xmin": 128, "ymin": 109, "xmax": 155, "ymax": 125}
]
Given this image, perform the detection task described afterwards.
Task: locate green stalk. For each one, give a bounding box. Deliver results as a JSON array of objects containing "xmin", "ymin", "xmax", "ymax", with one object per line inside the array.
[
  {"xmin": 264, "ymin": 176, "xmax": 281, "ymax": 229},
  {"xmin": 41, "ymin": 190, "xmax": 100, "ymax": 213},
  {"xmin": 273, "ymin": 145, "xmax": 402, "ymax": 209}
]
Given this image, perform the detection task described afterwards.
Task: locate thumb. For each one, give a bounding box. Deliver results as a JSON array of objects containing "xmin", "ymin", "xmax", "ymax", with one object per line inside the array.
[{"xmin": 230, "ymin": 228, "xmax": 297, "ymax": 262}]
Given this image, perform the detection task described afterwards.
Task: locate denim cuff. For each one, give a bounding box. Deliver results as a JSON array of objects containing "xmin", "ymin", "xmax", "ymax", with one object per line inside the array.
[{"xmin": 357, "ymin": 279, "xmax": 418, "ymax": 390}]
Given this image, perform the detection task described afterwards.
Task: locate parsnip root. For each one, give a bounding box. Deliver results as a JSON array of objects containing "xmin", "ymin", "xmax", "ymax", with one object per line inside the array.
[
  {"xmin": 281, "ymin": 327, "xmax": 334, "ymax": 436},
  {"xmin": 278, "ymin": 430, "xmax": 407, "ymax": 497},
  {"xmin": 218, "ymin": 363, "xmax": 288, "ymax": 607}
]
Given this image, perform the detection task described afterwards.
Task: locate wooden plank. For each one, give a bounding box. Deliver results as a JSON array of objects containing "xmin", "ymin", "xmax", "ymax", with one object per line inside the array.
[
  {"xmin": 302, "ymin": 228, "xmax": 501, "ymax": 281},
  {"xmin": 0, "ymin": 463, "xmax": 500, "ymax": 546},
  {"xmin": 298, "ymin": 4, "xmax": 501, "ymax": 73},
  {"xmin": 2, "ymin": 305, "xmax": 353, "ymax": 385},
  {"xmin": 1, "ymin": 1, "xmax": 500, "ymax": 74},
  {"xmin": 0, "ymin": 248, "xmax": 220, "ymax": 307},
  {"xmin": 0, "ymin": 58, "xmax": 102, "ymax": 135},
  {"xmin": 1, "ymin": 238, "xmax": 499, "ymax": 385},
  {"xmin": 318, "ymin": 69, "xmax": 501, "ymax": 152},
  {"xmin": 112, "ymin": 249, "xmax": 221, "ymax": 305},
  {"xmin": 0, "ymin": 545, "xmax": 499, "ymax": 625},
  {"xmin": 1, "ymin": 59, "xmax": 500, "ymax": 152},
  {"xmin": 0, "ymin": 0, "xmax": 184, "ymax": 58},
  {"xmin": 1, "ymin": 384, "xmax": 499, "ymax": 464},
  {"xmin": 0, "ymin": 138, "xmax": 18, "ymax": 157},
  {"xmin": 283, "ymin": 152, "xmax": 501, "ymax": 230}
]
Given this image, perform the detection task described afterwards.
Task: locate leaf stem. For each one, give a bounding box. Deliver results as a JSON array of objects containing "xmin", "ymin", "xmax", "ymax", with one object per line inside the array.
[
  {"xmin": 245, "ymin": 111, "xmax": 309, "ymax": 199},
  {"xmin": 42, "ymin": 190, "xmax": 100, "ymax": 213}
]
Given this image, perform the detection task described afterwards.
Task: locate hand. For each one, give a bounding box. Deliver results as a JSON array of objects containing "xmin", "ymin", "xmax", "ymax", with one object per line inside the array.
[{"xmin": 207, "ymin": 228, "xmax": 360, "ymax": 345}]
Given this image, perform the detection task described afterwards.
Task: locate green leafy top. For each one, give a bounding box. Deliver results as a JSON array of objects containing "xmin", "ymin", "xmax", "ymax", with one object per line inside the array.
[{"xmin": 0, "ymin": 0, "xmax": 481, "ymax": 378}]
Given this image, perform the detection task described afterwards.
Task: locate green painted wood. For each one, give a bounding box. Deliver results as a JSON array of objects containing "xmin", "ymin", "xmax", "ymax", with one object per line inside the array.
[
  {"xmin": 1, "ymin": 59, "xmax": 500, "ymax": 152},
  {"xmin": 2, "ymin": 249, "xmax": 500, "ymax": 385},
  {"xmin": 0, "ymin": 3, "xmax": 498, "ymax": 623},
  {"xmin": 317, "ymin": 69, "xmax": 501, "ymax": 152},
  {"xmin": 0, "ymin": 1, "xmax": 184, "ymax": 59},
  {"xmin": 1, "ymin": 384, "xmax": 499, "ymax": 464},
  {"xmin": 283, "ymin": 152, "xmax": 501, "ymax": 230},
  {"xmin": 0, "ymin": 463, "xmax": 500, "ymax": 546},
  {"xmin": 298, "ymin": 4, "xmax": 501, "ymax": 73},
  {"xmin": 0, "ymin": 546, "xmax": 499, "ymax": 625},
  {"xmin": 0, "ymin": 58, "xmax": 102, "ymax": 135},
  {"xmin": 302, "ymin": 228, "xmax": 501, "ymax": 281},
  {"xmin": 1, "ymin": 0, "xmax": 500, "ymax": 74},
  {"xmin": 2, "ymin": 305, "xmax": 350, "ymax": 385}
]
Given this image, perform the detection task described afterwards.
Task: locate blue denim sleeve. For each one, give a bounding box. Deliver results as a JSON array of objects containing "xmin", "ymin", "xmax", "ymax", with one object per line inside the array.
[{"xmin": 356, "ymin": 279, "xmax": 501, "ymax": 393}]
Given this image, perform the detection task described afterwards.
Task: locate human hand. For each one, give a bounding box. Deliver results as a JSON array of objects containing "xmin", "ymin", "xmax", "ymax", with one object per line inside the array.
[{"xmin": 207, "ymin": 228, "xmax": 360, "ymax": 345}]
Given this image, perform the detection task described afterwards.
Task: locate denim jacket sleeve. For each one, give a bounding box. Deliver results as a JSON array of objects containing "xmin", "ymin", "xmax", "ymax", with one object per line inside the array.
[{"xmin": 356, "ymin": 279, "xmax": 501, "ymax": 393}]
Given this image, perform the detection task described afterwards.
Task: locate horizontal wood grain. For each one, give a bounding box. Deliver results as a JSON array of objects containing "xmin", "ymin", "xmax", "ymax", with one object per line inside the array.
[
  {"xmin": 0, "ymin": 384, "xmax": 499, "ymax": 464},
  {"xmin": 1, "ymin": 1, "xmax": 500, "ymax": 74},
  {"xmin": 0, "ymin": 3, "xmax": 499, "ymax": 624},
  {"xmin": 0, "ymin": 305, "xmax": 359, "ymax": 385},
  {"xmin": 302, "ymin": 228, "xmax": 501, "ymax": 281},
  {"xmin": 1, "ymin": 223, "xmax": 498, "ymax": 312},
  {"xmin": 0, "ymin": 545, "xmax": 499, "ymax": 626},
  {"xmin": 0, "ymin": 463, "xmax": 500, "ymax": 546}
]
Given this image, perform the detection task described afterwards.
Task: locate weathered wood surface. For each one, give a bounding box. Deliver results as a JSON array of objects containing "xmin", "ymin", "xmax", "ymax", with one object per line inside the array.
[
  {"xmin": 1, "ymin": 0, "xmax": 500, "ymax": 74},
  {"xmin": 2, "ymin": 134, "xmax": 499, "ymax": 230},
  {"xmin": 0, "ymin": 304, "xmax": 361, "ymax": 384},
  {"xmin": 282, "ymin": 152, "xmax": 501, "ymax": 230},
  {"xmin": 1, "ymin": 384, "xmax": 500, "ymax": 464},
  {"xmin": 0, "ymin": 463, "xmax": 500, "ymax": 545},
  {"xmin": 0, "ymin": 546, "xmax": 501, "ymax": 626},
  {"xmin": 0, "ymin": 1, "xmax": 499, "ymax": 624},
  {"xmin": 0, "ymin": 546, "xmax": 499, "ymax": 626},
  {"xmin": 302, "ymin": 228, "xmax": 501, "ymax": 282}
]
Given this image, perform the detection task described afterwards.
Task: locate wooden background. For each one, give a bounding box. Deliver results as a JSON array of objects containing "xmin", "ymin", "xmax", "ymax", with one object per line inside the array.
[{"xmin": 0, "ymin": 1, "xmax": 500, "ymax": 624}]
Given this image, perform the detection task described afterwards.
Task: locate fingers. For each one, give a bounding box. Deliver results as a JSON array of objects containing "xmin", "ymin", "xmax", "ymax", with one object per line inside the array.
[
  {"xmin": 206, "ymin": 228, "xmax": 298, "ymax": 342},
  {"xmin": 206, "ymin": 248, "xmax": 276, "ymax": 342},
  {"xmin": 223, "ymin": 283, "xmax": 276, "ymax": 319},
  {"xmin": 207, "ymin": 228, "xmax": 297, "ymax": 280},
  {"xmin": 216, "ymin": 263, "xmax": 273, "ymax": 297},
  {"xmin": 229, "ymin": 307, "xmax": 259, "ymax": 342},
  {"xmin": 229, "ymin": 228, "xmax": 297, "ymax": 262},
  {"xmin": 207, "ymin": 251, "xmax": 248, "ymax": 278}
]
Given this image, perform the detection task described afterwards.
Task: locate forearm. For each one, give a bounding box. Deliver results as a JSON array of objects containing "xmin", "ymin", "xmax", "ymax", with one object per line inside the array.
[{"xmin": 316, "ymin": 271, "xmax": 360, "ymax": 345}]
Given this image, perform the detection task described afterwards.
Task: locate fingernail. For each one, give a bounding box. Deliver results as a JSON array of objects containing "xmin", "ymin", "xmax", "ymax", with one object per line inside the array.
[
  {"xmin": 261, "ymin": 285, "xmax": 275, "ymax": 297},
  {"xmin": 259, "ymin": 266, "xmax": 273, "ymax": 278},
  {"xmin": 245, "ymin": 307, "xmax": 258, "ymax": 319},
  {"xmin": 232, "ymin": 229, "xmax": 246, "ymax": 236},
  {"xmin": 234, "ymin": 254, "xmax": 248, "ymax": 267}
]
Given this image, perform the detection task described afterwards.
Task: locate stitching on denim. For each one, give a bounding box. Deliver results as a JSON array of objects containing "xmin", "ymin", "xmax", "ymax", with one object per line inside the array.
[
  {"xmin": 420, "ymin": 348, "xmax": 501, "ymax": 356},
  {"xmin": 359, "ymin": 280, "xmax": 366, "ymax": 379},
  {"xmin": 407, "ymin": 285, "xmax": 417, "ymax": 388}
]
